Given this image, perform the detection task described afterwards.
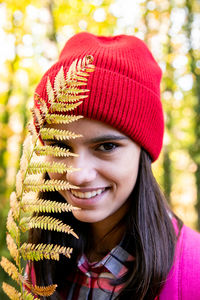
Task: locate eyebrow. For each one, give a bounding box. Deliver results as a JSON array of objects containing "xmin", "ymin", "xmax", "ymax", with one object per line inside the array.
[
  {"xmin": 43, "ymin": 135, "xmax": 128, "ymax": 144},
  {"xmin": 86, "ymin": 135, "xmax": 128, "ymax": 144}
]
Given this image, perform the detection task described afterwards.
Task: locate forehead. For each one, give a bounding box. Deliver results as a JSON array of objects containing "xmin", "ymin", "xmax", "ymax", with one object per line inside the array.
[{"xmin": 48, "ymin": 118, "xmax": 127, "ymax": 139}]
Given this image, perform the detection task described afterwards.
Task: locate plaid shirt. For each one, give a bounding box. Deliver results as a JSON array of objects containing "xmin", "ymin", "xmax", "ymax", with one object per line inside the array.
[
  {"xmin": 26, "ymin": 244, "xmax": 159, "ymax": 299},
  {"xmin": 60, "ymin": 245, "xmax": 134, "ymax": 300}
]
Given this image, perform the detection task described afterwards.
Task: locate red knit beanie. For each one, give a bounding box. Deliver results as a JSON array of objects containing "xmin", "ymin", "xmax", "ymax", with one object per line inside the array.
[{"xmin": 34, "ymin": 32, "xmax": 164, "ymax": 162}]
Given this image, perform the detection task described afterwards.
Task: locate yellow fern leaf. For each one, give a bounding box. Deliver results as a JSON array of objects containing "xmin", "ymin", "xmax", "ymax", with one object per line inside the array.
[
  {"xmin": 35, "ymin": 95, "xmax": 48, "ymax": 117},
  {"xmin": 31, "ymin": 106, "xmax": 45, "ymax": 129},
  {"xmin": 22, "ymin": 134, "xmax": 34, "ymax": 160},
  {"xmin": 35, "ymin": 145, "xmax": 78, "ymax": 157},
  {"xmin": 6, "ymin": 234, "xmax": 19, "ymax": 264},
  {"xmin": 40, "ymin": 127, "xmax": 82, "ymax": 141},
  {"xmin": 7, "ymin": 210, "xmax": 19, "ymax": 241},
  {"xmin": 2, "ymin": 282, "xmax": 21, "ymax": 300},
  {"xmin": 55, "ymin": 94, "xmax": 88, "ymax": 103},
  {"xmin": 19, "ymin": 217, "xmax": 31, "ymax": 233},
  {"xmin": 10, "ymin": 192, "xmax": 20, "ymax": 220},
  {"xmin": 49, "ymin": 101, "xmax": 83, "ymax": 112},
  {"xmin": 54, "ymin": 66, "xmax": 66, "ymax": 97},
  {"xmin": 39, "ymin": 99, "xmax": 48, "ymax": 116},
  {"xmin": 22, "ymin": 196, "xmax": 78, "ymax": 213},
  {"xmin": 60, "ymin": 86, "xmax": 89, "ymax": 95},
  {"xmin": 0, "ymin": 257, "xmax": 20, "ymax": 283},
  {"xmin": 28, "ymin": 215, "xmax": 78, "ymax": 238},
  {"xmin": 21, "ymin": 290, "xmax": 40, "ymax": 300},
  {"xmin": 65, "ymin": 80, "xmax": 88, "ymax": 87},
  {"xmin": 66, "ymin": 58, "xmax": 78, "ymax": 82},
  {"xmin": 66, "ymin": 55, "xmax": 95, "ymax": 83},
  {"xmin": 27, "ymin": 161, "xmax": 79, "ymax": 175},
  {"xmin": 24, "ymin": 178, "xmax": 78, "ymax": 192},
  {"xmin": 27, "ymin": 122, "xmax": 39, "ymax": 143},
  {"xmin": 20, "ymin": 153, "xmax": 29, "ymax": 178},
  {"xmin": 20, "ymin": 243, "xmax": 73, "ymax": 261},
  {"xmin": 16, "ymin": 170, "xmax": 23, "ymax": 197},
  {"xmin": 46, "ymin": 114, "xmax": 83, "ymax": 124},
  {"xmin": 46, "ymin": 77, "xmax": 54, "ymax": 105},
  {"xmin": 24, "ymin": 281, "xmax": 57, "ymax": 297},
  {"xmin": 21, "ymin": 191, "xmax": 38, "ymax": 201}
]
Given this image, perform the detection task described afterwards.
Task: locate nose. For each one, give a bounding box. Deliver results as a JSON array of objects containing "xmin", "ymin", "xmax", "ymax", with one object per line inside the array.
[{"xmin": 66, "ymin": 154, "xmax": 97, "ymax": 186}]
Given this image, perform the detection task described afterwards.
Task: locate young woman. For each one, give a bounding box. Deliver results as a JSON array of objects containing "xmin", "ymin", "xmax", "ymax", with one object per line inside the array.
[{"xmin": 28, "ymin": 32, "xmax": 200, "ymax": 300}]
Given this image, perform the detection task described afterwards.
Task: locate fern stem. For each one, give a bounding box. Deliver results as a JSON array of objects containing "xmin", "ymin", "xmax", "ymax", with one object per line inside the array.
[{"xmin": 17, "ymin": 135, "xmax": 39, "ymax": 296}]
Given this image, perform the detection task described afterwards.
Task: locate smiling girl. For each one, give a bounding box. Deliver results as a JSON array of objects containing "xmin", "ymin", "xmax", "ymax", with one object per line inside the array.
[{"xmin": 28, "ymin": 32, "xmax": 200, "ymax": 300}]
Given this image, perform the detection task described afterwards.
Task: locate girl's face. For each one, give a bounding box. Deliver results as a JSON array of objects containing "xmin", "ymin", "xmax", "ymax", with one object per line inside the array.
[{"xmin": 44, "ymin": 118, "xmax": 141, "ymax": 227}]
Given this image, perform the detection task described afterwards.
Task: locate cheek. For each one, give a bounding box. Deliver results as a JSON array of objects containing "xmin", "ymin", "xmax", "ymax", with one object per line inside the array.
[
  {"xmin": 117, "ymin": 156, "xmax": 140, "ymax": 195},
  {"xmin": 118, "ymin": 155, "xmax": 140, "ymax": 181}
]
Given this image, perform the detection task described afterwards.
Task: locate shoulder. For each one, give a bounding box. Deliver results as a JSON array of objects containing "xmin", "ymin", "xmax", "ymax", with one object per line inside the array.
[
  {"xmin": 176, "ymin": 224, "xmax": 200, "ymax": 278},
  {"xmin": 160, "ymin": 223, "xmax": 200, "ymax": 300},
  {"xmin": 173, "ymin": 219, "xmax": 200, "ymax": 258},
  {"xmin": 178, "ymin": 224, "xmax": 200, "ymax": 296},
  {"xmin": 180, "ymin": 223, "xmax": 200, "ymax": 248}
]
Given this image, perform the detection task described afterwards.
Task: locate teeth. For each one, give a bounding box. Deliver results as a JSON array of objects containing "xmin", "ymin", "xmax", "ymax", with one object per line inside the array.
[{"xmin": 71, "ymin": 188, "xmax": 105, "ymax": 199}]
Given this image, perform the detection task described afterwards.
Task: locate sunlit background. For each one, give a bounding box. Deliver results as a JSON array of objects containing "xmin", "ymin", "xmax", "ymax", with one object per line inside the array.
[{"xmin": 0, "ymin": 0, "xmax": 200, "ymax": 293}]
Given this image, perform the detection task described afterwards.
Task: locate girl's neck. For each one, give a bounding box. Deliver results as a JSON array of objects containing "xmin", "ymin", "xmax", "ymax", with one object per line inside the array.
[
  {"xmin": 87, "ymin": 224, "xmax": 126, "ymax": 262},
  {"xmin": 86, "ymin": 205, "xmax": 129, "ymax": 262}
]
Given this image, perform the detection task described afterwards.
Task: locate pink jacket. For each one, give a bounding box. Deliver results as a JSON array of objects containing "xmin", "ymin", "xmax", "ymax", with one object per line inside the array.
[
  {"xmin": 26, "ymin": 223, "xmax": 200, "ymax": 299},
  {"xmin": 160, "ymin": 224, "xmax": 200, "ymax": 299}
]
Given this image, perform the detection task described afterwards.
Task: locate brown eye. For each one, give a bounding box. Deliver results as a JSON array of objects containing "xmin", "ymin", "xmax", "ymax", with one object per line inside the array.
[{"xmin": 97, "ymin": 143, "xmax": 118, "ymax": 152}]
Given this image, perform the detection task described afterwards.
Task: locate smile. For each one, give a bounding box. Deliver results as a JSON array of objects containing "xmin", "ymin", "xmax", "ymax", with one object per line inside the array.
[{"xmin": 70, "ymin": 188, "xmax": 106, "ymax": 199}]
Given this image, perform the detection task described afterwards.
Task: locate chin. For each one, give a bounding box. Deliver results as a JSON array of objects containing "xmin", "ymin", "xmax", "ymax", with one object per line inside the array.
[{"xmin": 72, "ymin": 210, "xmax": 103, "ymax": 224}]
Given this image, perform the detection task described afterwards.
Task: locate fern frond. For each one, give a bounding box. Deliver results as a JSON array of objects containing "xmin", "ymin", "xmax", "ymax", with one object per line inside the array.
[
  {"xmin": 10, "ymin": 192, "xmax": 20, "ymax": 220},
  {"xmin": 16, "ymin": 170, "xmax": 23, "ymax": 197},
  {"xmin": 31, "ymin": 106, "xmax": 45, "ymax": 129},
  {"xmin": 21, "ymin": 191, "xmax": 37, "ymax": 205},
  {"xmin": 0, "ymin": 257, "xmax": 20, "ymax": 283},
  {"xmin": 23, "ymin": 135, "xmax": 34, "ymax": 160},
  {"xmin": 24, "ymin": 178, "xmax": 78, "ymax": 192},
  {"xmin": 22, "ymin": 195, "xmax": 78, "ymax": 213},
  {"xmin": 28, "ymin": 215, "xmax": 78, "ymax": 238},
  {"xmin": 71, "ymin": 74, "xmax": 89, "ymax": 82},
  {"xmin": 24, "ymin": 281, "xmax": 57, "ymax": 297},
  {"xmin": 2, "ymin": 55, "xmax": 95, "ymax": 298},
  {"xmin": 20, "ymin": 153, "xmax": 29, "ymax": 177},
  {"xmin": 40, "ymin": 127, "xmax": 82, "ymax": 141},
  {"xmin": 7, "ymin": 210, "xmax": 19, "ymax": 241},
  {"xmin": 59, "ymin": 87, "xmax": 89, "ymax": 95},
  {"xmin": 49, "ymin": 101, "xmax": 83, "ymax": 112},
  {"xmin": 46, "ymin": 77, "xmax": 55, "ymax": 105},
  {"xmin": 21, "ymin": 290, "xmax": 40, "ymax": 300},
  {"xmin": 54, "ymin": 66, "xmax": 65, "ymax": 96},
  {"xmin": 66, "ymin": 58, "xmax": 77, "ymax": 82},
  {"xmin": 66, "ymin": 55, "xmax": 95, "ymax": 83},
  {"xmin": 6, "ymin": 234, "xmax": 19, "ymax": 264},
  {"xmin": 46, "ymin": 114, "xmax": 83, "ymax": 124},
  {"xmin": 27, "ymin": 161, "xmax": 79, "ymax": 175},
  {"xmin": 35, "ymin": 145, "xmax": 78, "ymax": 157},
  {"xmin": 66, "ymin": 80, "xmax": 88, "ymax": 87},
  {"xmin": 35, "ymin": 94, "xmax": 48, "ymax": 116},
  {"xmin": 27, "ymin": 122, "xmax": 39, "ymax": 143},
  {"xmin": 2, "ymin": 282, "xmax": 21, "ymax": 300},
  {"xmin": 55, "ymin": 94, "xmax": 88, "ymax": 103},
  {"xmin": 20, "ymin": 243, "xmax": 73, "ymax": 261}
]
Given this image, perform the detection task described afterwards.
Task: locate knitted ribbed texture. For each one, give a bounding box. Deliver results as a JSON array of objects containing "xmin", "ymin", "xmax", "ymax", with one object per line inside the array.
[{"xmin": 35, "ymin": 32, "xmax": 164, "ymax": 161}]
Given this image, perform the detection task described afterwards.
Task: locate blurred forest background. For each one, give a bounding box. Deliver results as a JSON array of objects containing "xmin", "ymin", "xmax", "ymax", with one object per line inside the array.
[{"xmin": 0, "ymin": 0, "xmax": 200, "ymax": 295}]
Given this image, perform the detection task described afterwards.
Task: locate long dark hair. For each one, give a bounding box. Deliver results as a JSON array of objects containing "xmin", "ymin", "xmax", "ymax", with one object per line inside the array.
[{"xmin": 28, "ymin": 149, "xmax": 182, "ymax": 300}]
